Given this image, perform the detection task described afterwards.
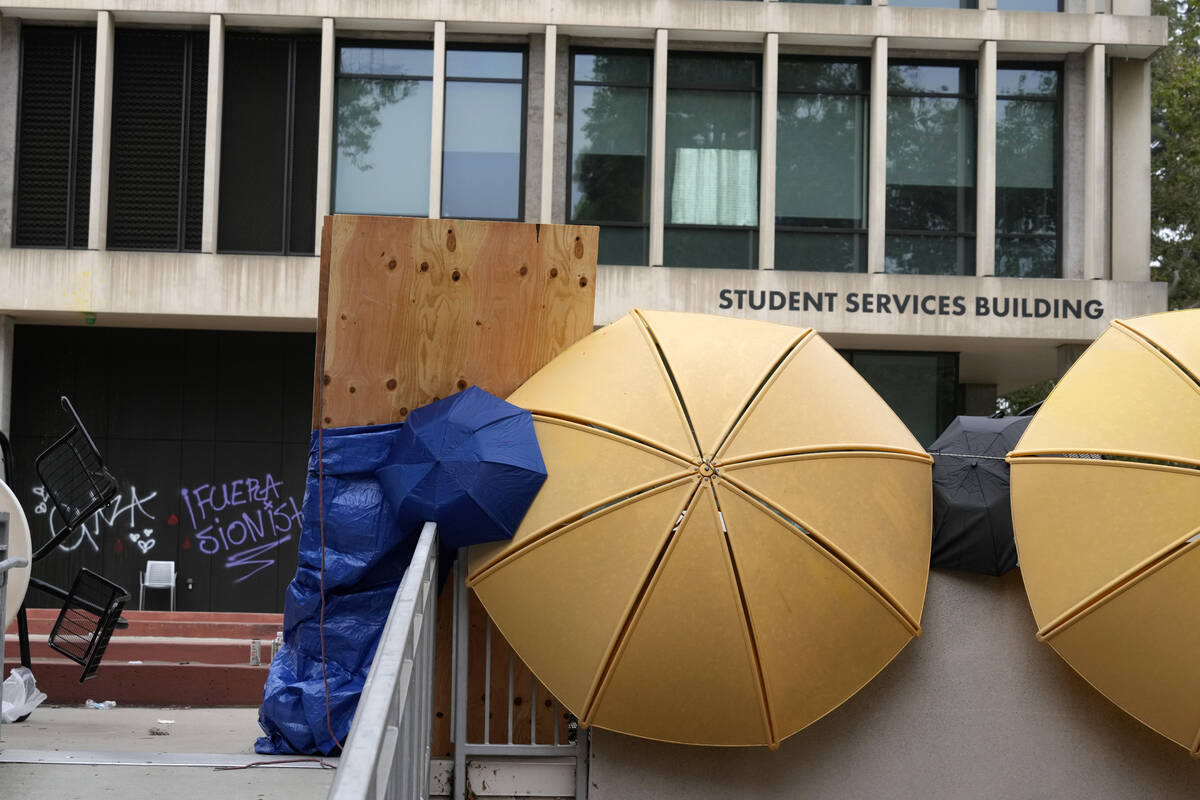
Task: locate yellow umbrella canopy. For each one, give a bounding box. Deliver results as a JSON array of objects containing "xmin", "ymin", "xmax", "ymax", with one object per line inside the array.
[
  {"xmin": 1, "ymin": 479, "xmax": 32, "ymax": 631},
  {"xmin": 466, "ymin": 309, "xmax": 932, "ymax": 747},
  {"xmin": 1009, "ymin": 309, "xmax": 1200, "ymax": 754}
]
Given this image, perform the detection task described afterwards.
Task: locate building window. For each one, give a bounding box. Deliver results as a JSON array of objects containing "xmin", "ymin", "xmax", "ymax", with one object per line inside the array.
[
  {"xmin": 332, "ymin": 43, "xmax": 433, "ymax": 219},
  {"xmin": 997, "ymin": 0, "xmax": 1061, "ymax": 11},
  {"xmin": 996, "ymin": 66, "xmax": 1060, "ymax": 278},
  {"xmin": 218, "ymin": 34, "xmax": 320, "ymax": 255},
  {"xmin": 568, "ymin": 50, "xmax": 652, "ymax": 266},
  {"xmin": 442, "ymin": 47, "xmax": 526, "ymax": 221},
  {"xmin": 889, "ymin": 0, "xmax": 978, "ymax": 7},
  {"xmin": 842, "ymin": 351, "xmax": 958, "ymax": 447},
  {"xmin": 13, "ymin": 26, "xmax": 96, "ymax": 249},
  {"xmin": 885, "ymin": 63, "xmax": 976, "ymax": 276},
  {"xmin": 665, "ymin": 53, "xmax": 760, "ymax": 269},
  {"xmin": 776, "ymin": 58, "xmax": 867, "ymax": 272},
  {"xmin": 107, "ymin": 29, "xmax": 207, "ymax": 252}
]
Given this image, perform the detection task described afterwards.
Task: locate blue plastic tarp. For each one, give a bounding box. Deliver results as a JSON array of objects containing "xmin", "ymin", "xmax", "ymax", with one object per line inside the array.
[{"xmin": 255, "ymin": 422, "xmax": 419, "ymax": 756}]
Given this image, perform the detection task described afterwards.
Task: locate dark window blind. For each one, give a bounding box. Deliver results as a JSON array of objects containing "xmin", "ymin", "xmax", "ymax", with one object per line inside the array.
[
  {"xmin": 13, "ymin": 26, "xmax": 96, "ymax": 248},
  {"xmin": 107, "ymin": 29, "xmax": 207, "ymax": 252},
  {"xmin": 218, "ymin": 34, "xmax": 320, "ymax": 255}
]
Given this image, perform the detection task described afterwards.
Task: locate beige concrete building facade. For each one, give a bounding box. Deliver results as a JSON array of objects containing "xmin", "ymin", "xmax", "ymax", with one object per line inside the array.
[{"xmin": 0, "ymin": 1, "xmax": 1192, "ymax": 796}]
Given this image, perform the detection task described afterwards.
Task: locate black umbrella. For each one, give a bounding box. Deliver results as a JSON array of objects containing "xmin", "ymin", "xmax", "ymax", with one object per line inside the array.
[{"xmin": 929, "ymin": 414, "xmax": 1033, "ymax": 576}]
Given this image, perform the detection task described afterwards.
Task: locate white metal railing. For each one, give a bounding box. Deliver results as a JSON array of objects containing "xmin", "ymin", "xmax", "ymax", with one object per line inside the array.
[
  {"xmin": 451, "ymin": 550, "xmax": 589, "ymax": 800},
  {"xmin": 329, "ymin": 521, "xmax": 439, "ymax": 800}
]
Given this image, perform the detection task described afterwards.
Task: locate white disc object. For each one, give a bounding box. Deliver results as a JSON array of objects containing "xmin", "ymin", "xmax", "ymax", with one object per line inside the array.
[{"xmin": 1, "ymin": 479, "xmax": 32, "ymax": 631}]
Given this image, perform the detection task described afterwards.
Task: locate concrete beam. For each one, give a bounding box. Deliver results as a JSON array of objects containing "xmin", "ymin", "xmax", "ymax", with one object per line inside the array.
[
  {"xmin": 976, "ymin": 40, "xmax": 996, "ymax": 277},
  {"xmin": 1110, "ymin": 57, "xmax": 1150, "ymax": 282},
  {"xmin": 1083, "ymin": 43, "xmax": 1106, "ymax": 280},
  {"xmin": 650, "ymin": 28, "xmax": 667, "ymax": 267},
  {"xmin": 314, "ymin": 17, "xmax": 334, "ymax": 245},
  {"xmin": 429, "ymin": 20, "xmax": 445, "ymax": 219},
  {"xmin": 201, "ymin": 14, "xmax": 224, "ymax": 254},
  {"xmin": 0, "ymin": 18, "xmax": 19, "ymax": 248},
  {"xmin": 868, "ymin": 36, "xmax": 887, "ymax": 274},
  {"xmin": 759, "ymin": 32, "xmax": 777, "ymax": 270},
  {"xmin": 0, "ymin": 1, "xmax": 1169, "ymax": 56},
  {"xmin": 540, "ymin": 24, "xmax": 556, "ymax": 224},
  {"xmin": 87, "ymin": 10, "xmax": 114, "ymax": 251}
]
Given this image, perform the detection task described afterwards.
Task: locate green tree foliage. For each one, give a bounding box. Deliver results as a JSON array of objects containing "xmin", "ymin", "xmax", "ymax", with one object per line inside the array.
[{"xmin": 1152, "ymin": 0, "xmax": 1200, "ymax": 309}]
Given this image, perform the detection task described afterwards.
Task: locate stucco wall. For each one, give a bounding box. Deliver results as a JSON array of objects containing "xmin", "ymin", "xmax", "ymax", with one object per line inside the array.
[{"xmin": 589, "ymin": 569, "xmax": 1200, "ymax": 799}]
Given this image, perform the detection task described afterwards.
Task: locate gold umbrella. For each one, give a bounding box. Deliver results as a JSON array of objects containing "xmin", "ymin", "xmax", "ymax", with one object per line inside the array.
[
  {"xmin": 1009, "ymin": 309, "xmax": 1200, "ymax": 754},
  {"xmin": 466, "ymin": 309, "xmax": 932, "ymax": 747},
  {"xmin": 1, "ymin": 479, "xmax": 32, "ymax": 631}
]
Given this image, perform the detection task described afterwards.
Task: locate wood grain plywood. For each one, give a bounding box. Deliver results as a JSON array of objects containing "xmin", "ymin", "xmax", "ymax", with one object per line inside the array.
[{"xmin": 315, "ymin": 215, "xmax": 597, "ymax": 428}]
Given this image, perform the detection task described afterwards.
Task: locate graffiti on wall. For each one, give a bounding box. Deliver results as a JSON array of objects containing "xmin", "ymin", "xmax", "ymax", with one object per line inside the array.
[
  {"xmin": 179, "ymin": 474, "xmax": 303, "ymax": 584},
  {"xmin": 31, "ymin": 484, "xmax": 160, "ymax": 554}
]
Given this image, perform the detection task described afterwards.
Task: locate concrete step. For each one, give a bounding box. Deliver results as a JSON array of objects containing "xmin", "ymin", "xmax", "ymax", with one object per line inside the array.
[
  {"xmin": 2, "ymin": 657, "xmax": 270, "ymax": 706},
  {"xmin": 5, "ymin": 634, "xmax": 275, "ymax": 666},
  {"xmin": 7, "ymin": 609, "xmax": 284, "ymax": 640}
]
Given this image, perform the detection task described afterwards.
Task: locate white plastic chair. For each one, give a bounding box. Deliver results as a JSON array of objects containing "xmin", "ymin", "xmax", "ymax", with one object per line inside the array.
[{"xmin": 139, "ymin": 560, "xmax": 177, "ymax": 611}]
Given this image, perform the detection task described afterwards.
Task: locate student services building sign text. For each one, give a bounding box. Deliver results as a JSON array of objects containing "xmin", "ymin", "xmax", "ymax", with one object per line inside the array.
[{"xmin": 717, "ymin": 289, "xmax": 1106, "ymax": 320}]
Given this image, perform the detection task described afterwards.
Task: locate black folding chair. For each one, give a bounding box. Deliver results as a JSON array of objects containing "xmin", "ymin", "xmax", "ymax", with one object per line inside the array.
[{"xmin": 2, "ymin": 397, "xmax": 128, "ymax": 683}]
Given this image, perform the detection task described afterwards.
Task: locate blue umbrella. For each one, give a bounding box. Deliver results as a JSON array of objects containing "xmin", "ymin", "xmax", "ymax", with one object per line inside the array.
[{"xmin": 376, "ymin": 387, "xmax": 548, "ymax": 549}]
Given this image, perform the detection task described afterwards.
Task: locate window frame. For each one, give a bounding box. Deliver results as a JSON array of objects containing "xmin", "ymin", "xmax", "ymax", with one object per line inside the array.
[
  {"xmin": 663, "ymin": 50, "xmax": 763, "ymax": 269},
  {"xmin": 775, "ymin": 54, "xmax": 870, "ymax": 272},
  {"xmin": 440, "ymin": 42, "xmax": 528, "ymax": 222},
  {"xmin": 330, "ymin": 38, "xmax": 435, "ymax": 222},
  {"xmin": 566, "ymin": 46, "xmax": 654, "ymax": 265},
  {"xmin": 994, "ymin": 60, "xmax": 1063, "ymax": 279},
  {"xmin": 884, "ymin": 59, "xmax": 979, "ymax": 276}
]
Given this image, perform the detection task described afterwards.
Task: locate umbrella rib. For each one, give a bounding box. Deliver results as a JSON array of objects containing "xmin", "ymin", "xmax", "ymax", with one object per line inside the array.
[
  {"xmin": 522, "ymin": 410, "xmax": 697, "ymax": 465},
  {"xmin": 719, "ymin": 475, "xmax": 922, "ymax": 636},
  {"xmin": 718, "ymin": 444, "xmax": 933, "ymax": 468},
  {"xmin": 706, "ymin": 481, "xmax": 780, "ymax": 748},
  {"xmin": 632, "ymin": 309, "xmax": 704, "ymax": 458},
  {"xmin": 1115, "ymin": 318, "xmax": 1200, "ymax": 394},
  {"xmin": 1008, "ymin": 448, "xmax": 1200, "ymax": 471},
  {"xmin": 711, "ymin": 331, "xmax": 817, "ymax": 463},
  {"xmin": 466, "ymin": 473, "xmax": 698, "ymax": 586},
  {"xmin": 1035, "ymin": 521, "xmax": 1200, "ymax": 643},
  {"xmin": 580, "ymin": 479, "xmax": 706, "ymax": 728}
]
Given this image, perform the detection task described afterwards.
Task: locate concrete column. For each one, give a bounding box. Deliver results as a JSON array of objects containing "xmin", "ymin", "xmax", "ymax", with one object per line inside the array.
[
  {"xmin": 0, "ymin": 18, "xmax": 20, "ymax": 248},
  {"xmin": 1083, "ymin": 44, "xmax": 1106, "ymax": 280},
  {"xmin": 87, "ymin": 11, "xmax": 115, "ymax": 251},
  {"xmin": 314, "ymin": 18, "xmax": 335, "ymax": 243},
  {"xmin": 540, "ymin": 25, "xmax": 557, "ymax": 224},
  {"xmin": 867, "ymin": 37, "xmax": 887, "ymax": 273},
  {"xmin": 1110, "ymin": 58, "xmax": 1150, "ymax": 283},
  {"xmin": 0, "ymin": 316, "xmax": 12, "ymax": 436},
  {"xmin": 759, "ymin": 33, "xmax": 778, "ymax": 270},
  {"xmin": 1061, "ymin": 53, "xmax": 1085, "ymax": 279},
  {"xmin": 201, "ymin": 15, "xmax": 224, "ymax": 253},
  {"xmin": 976, "ymin": 41, "xmax": 997, "ymax": 277},
  {"xmin": 650, "ymin": 29, "xmax": 668, "ymax": 267},
  {"xmin": 429, "ymin": 22, "xmax": 446, "ymax": 219},
  {"xmin": 552, "ymin": 33, "xmax": 569, "ymax": 224}
]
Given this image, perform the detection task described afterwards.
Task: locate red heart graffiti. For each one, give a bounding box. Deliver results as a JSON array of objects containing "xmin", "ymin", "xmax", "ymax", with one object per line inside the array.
[
  {"xmin": 167, "ymin": 513, "xmax": 179, "ymax": 525},
  {"xmin": 182, "ymin": 536, "xmax": 191, "ymax": 550}
]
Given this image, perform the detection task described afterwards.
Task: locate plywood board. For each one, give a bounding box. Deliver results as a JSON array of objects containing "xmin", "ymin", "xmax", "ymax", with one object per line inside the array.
[{"xmin": 315, "ymin": 215, "xmax": 598, "ymax": 428}]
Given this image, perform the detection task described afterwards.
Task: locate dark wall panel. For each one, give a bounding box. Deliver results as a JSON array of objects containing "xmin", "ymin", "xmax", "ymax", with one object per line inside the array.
[
  {"xmin": 13, "ymin": 26, "xmax": 96, "ymax": 248},
  {"xmin": 9, "ymin": 326, "xmax": 313, "ymax": 613},
  {"xmin": 107, "ymin": 29, "xmax": 207, "ymax": 252}
]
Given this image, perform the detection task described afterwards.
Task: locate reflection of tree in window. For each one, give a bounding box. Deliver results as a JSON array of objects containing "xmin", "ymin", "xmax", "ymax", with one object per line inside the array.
[
  {"xmin": 570, "ymin": 51, "xmax": 651, "ymax": 265},
  {"xmin": 337, "ymin": 79, "xmax": 416, "ymax": 170},
  {"xmin": 885, "ymin": 64, "xmax": 976, "ymax": 276},
  {"xmin": 995, "ymin": 67, "xmax": 1059, "ymax": 278}
]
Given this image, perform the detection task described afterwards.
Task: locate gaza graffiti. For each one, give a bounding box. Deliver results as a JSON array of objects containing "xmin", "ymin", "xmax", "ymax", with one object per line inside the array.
[
  {"xmin": 31, "ymin": 484, "xmax": 159, "ymax": 554},
  {"xmin": 179, "ymin": 474, "xmax": 302, "ymax": 584}
]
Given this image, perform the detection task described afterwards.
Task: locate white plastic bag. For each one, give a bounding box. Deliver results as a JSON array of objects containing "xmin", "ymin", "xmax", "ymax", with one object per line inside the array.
[{"xmin": 2, "ymin": 667, "xmax": 47, "ymax": 722}]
